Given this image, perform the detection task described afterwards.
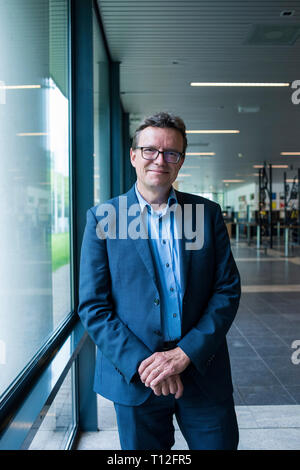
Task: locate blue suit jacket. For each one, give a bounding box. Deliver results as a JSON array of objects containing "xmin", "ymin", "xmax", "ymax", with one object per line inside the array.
[{"xmin": 78, "ymin": 185, "xmax": 241, "ymax": 405}]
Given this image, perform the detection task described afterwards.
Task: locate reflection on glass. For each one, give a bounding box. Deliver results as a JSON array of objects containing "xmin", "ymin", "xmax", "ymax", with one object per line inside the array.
[
  {"xmin": 49, "ymin": 77, "xmax": 71, "ymax": 325},
  {"xmin": 28, "ymin": 365, "xmax": 75, "ymax": 450},
  {"xmin": 0, "ymin": 0, "xmax": 71, "ymax": 397},
  {"xmin": 93, "ymin": 7, "xmax": 111, "ymax": 205}
]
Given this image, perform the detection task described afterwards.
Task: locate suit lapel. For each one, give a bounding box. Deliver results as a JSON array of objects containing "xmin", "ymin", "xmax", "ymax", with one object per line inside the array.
[
  {"xmin": 123, "ymin": 185, "xmax": 192, "ymax": 295},
  {"xmin": 175, "ymin": 189, "xmax": 192, "ymax": 298},
  {"xmin": 125, "ymin": 186, "xmax": 158, "ymax": 286}
]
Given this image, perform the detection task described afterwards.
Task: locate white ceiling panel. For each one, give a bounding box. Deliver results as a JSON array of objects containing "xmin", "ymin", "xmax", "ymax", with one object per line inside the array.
[{"xmin": 96, "ymin": 0, "xmax": 300, "ymax": 192}]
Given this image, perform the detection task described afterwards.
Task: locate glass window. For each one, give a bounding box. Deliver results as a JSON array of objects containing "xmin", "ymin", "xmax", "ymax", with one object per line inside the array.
[
  {"xmin": 0, "ymin": 0, "xmax": 71, "ymax": 397},
  {"xmin": 93, "ymin": 7, "xmax": 111, "ymax": 205},
  {"xmin": 28, "ymin": 365, "xmax": 76, "ymax": 450}
]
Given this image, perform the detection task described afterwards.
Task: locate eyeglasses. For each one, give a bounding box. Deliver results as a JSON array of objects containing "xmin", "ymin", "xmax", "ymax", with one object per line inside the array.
[{"xmin": 136, "ymin": 147, "xmax": 183, "ymax": 164}]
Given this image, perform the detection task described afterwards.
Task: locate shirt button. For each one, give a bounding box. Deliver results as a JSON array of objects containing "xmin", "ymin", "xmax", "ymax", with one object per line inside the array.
[
  {"xmin": 154, "ymin": 298, "xmax": 160, "ymax": 306},
  {"xmin": 170, "ymin": 287, "xmax": 174, "ymax": 292},
  {"xmin": 173, "ymin": 313, "xmax": 177, "ymax": 318},
  {"xmin": 166, "ymin": 263, "xmax": 169, "ymax": 268},
  {"xmin": 162, "ymin": 240, "xmax": 166, "ymax": 244},
  {"xmin": 154, "ymin": 329, "xmax": 162, "ymax": 336}
]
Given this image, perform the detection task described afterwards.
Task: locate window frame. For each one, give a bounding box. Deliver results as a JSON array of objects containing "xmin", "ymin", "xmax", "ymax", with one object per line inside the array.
[{"xmin": 0, "ymin": 0, "xmax": 79, "ymax": 449}]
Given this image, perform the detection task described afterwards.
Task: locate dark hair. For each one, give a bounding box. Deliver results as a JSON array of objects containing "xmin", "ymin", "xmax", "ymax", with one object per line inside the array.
[{"xmin": 131, "ymin": 112, "xmax": 187, "ymax": 155}]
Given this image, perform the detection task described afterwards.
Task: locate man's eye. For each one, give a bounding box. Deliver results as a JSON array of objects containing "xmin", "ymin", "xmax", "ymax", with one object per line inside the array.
[
  {"xmin": 166, "ymin": 151, "xmax": 177, "ymax": 157},
  {"xmin": 143, "ymin": 148, "xmax": 157, "ymax": 155}
]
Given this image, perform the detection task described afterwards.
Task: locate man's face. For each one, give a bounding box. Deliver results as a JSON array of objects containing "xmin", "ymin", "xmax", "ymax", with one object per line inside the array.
[{"xmin": 130, "ymin": 126, "xmax": 185, "ymax": 193}]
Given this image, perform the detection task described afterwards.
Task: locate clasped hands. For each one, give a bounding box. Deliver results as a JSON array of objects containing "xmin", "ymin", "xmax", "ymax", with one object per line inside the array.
[{"xmin": 138, "ymin": 347, "xmax": 190, "ymax": 399}]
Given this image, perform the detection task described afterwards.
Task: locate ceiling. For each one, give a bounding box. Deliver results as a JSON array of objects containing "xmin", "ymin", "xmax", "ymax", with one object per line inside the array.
[{"xmin": 96, "ymin": 0, "xmax": 300, "ymax": 193}]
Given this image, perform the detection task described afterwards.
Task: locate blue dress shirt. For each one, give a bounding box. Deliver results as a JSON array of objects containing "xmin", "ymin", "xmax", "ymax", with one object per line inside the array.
[{"xmin": 135, "ymin": 183, "xmax": 182, "ymax": 341}]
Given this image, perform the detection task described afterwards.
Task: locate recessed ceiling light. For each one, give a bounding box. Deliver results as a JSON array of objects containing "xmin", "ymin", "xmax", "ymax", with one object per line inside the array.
[
  {"xmin": 253, "ymin": 164, "xmax": 289, "ymax": 168},
  {"xmin": 280, "ymin": 152, "xmax": 300, "ymax": 155},
  {"xmin": 190, "ymin": 82, "xmax": 289, "ymax": 87},
  {"xmin": 186, "ymin": 130, "xmax": 240, "ymax": 134},
  {"xmin": 0, "ymin": 84, "xmax": 41, "ymax": 89},
  {"xmin": 272, "ymin": 165, "xmax": 289, "ymax": 168},
  {"xmin": 16, "ymin": 132, "xmax": 48, "ymax": 136},
  {"xmin": 186, "ymin": 152, "xmax": 215, "ymax": 156},
  {"xmin": 222, "ymin": 179, "xmax": 245, "ymax": 183}
]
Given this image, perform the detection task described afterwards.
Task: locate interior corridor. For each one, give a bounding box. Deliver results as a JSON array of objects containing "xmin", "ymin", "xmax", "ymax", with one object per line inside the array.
[{"xmin": 76, "ymin": 239, "xmax": 300, "ymax": 450}]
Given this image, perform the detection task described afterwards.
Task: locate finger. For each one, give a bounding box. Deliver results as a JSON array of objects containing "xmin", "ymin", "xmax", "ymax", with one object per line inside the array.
[
  {"xmin": 174, "ymin": 376, "xmax": 184, "ymax": 399},
  {"xmin": 139, "ymin": 350, "xmax": 169, "ymax": 378},
  {"xmin": 148, "ymin": 357, "xmax": 178, "ymax": 387},
  {"xmin": 143, "ymin": 360, "xmax": 167, "ymax": 386},
  {"xmin": 167, "ymin": 376, "xmax": 177, "ymax": 395},
  {"xmin": 139, "ymin": 360, "xmax": 159, "ymax": 383},
  {"xmin": 141, "ymin": 363, "xmax": 161, "ymax": 385},
  {"xmin": 138, "ymin": 354, "xmax": 156, "ymax": 376},
  {"xmin": 149, "ymin": 367, "xmax": 173, "ymax": 387},
  {"xmin": 152, "ymin": 384, "xmax": 162, "ymax": 396},
  {"xmin": 147, "ymin": 368, "xmax": 169, "ymax": 387},
  {"xmin": 161, "ymin": 381, "xmax": 170, "ymax": 396},
  {"xmin": 139, "ymin": 355, "xmax": 165, "ymax": 383}
]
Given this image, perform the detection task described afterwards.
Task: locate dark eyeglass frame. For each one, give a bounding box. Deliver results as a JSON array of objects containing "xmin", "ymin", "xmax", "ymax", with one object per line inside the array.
[{"xmin": 136, "ymin": 146, "xmax": 184, "ymax": 164}]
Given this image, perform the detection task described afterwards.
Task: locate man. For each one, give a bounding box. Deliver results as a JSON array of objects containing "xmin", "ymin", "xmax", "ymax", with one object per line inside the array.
[{"xmin": 78, "ymin": 112, "xmax": 241, "ymax": 450}]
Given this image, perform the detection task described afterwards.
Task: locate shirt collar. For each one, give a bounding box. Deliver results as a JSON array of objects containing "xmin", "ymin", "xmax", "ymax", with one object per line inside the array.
[{"xmin": 134, "ymin": 182, "xmax": 177, "ymax": 217}]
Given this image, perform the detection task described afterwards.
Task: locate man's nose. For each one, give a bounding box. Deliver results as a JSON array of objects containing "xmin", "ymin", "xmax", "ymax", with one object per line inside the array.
[{"xmin": 154, "ymin": 151, "xmax": 166, "ymax": 165}]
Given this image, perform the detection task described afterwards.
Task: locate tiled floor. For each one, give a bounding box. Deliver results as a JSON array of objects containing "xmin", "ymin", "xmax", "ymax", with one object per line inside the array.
[
  {"xmin": 229, "ymin": 293, "xmax": 300, "ymax": 406},
  {"xmin": 76, "ymin": 396, "xmax": 300, "ymax": 450},
  {"xmin": 231, "ymin": 241, "xmax": 300, "ymax": 408},
  {"xmin": 76, "ymin": 239, "xmax": 300, "ymax": 450}
]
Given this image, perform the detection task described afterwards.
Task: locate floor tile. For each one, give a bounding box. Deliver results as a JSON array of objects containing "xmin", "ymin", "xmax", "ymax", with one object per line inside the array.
[
  {"xmin": 233, "ymin": 389, "xmax": 244, "ymax": 406},
  {"xmin": 284, "ymin": 386, "xmax": 300, "ymax": 404},
  {"xmin": 245, "ymin": 334, "xmax": 286, "ymax": 349},
  {"xmin": 248, "ymin": 405, "xmax": 300, "ymax": 428},
  {"xmin": 237, "ymin": 385, "xmax": 296, "ymax": 405},
  {"xmin": 76, "ymin": 431, "xmax": 121, "ymax": 450},
  {"xmin": 238, "ymin": 428, "xmax": 300, "ymax": 450},
  {"xmin": 235, "ymin": 406, "xmax": 258, "ymax": 428},
  {"xmin": 227, "ymin": 338, "xmax": 257, "ymax": 357}
]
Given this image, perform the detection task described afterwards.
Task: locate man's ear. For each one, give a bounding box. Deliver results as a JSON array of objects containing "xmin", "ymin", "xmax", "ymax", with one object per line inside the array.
[{"xmin": 130, "ymin": 148, "xmax": 136, "ymax": 168}]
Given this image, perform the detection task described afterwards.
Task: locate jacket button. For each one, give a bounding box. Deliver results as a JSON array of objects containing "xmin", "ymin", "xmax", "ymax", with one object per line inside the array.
[
  {"xmin": 154, "ymin": 330, "xmax": 162, "ymax": 336},
  {"xmin": 154, "ymin": 298, "xmax": 160, "ymax": 306}
]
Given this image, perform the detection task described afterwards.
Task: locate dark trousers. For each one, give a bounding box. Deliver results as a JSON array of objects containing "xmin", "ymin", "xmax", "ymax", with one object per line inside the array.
[{"xmin": 114, "ymin": 387, "xmax": 239, "ymax": 450}]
